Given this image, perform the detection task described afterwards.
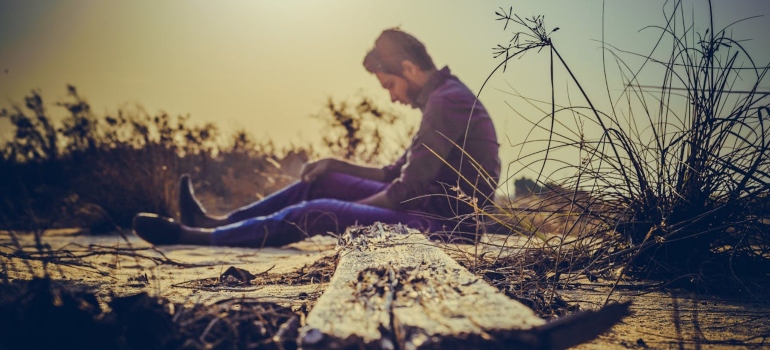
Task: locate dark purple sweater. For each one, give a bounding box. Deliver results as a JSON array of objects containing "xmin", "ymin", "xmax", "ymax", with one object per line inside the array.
[{"xmin": 381, "ymin": 67, "xmax": 501, "ymax": 219}]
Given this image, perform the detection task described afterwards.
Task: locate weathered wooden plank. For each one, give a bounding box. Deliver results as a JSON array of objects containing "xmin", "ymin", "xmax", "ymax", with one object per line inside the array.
[{"xmin": 299, "ymin": 223, "xmax": 547, "ymax": 349}]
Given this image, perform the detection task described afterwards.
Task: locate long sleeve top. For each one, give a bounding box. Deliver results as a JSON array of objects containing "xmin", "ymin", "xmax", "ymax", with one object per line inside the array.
[{"xmin": 381, "ymin": 66, "xmax": 501, "ymax": 219}]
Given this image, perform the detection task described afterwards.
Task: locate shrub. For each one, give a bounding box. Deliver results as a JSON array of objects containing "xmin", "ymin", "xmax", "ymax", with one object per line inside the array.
[
  {"xmin": 313, "ymin": 96, "xmax": 415, "ymax": 165},
  {"xmin": 0, "ymin": 87, "xmax": 405, "ymax": 232}
]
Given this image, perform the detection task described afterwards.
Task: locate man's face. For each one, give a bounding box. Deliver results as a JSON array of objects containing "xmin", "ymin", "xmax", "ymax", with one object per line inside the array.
[{"xmin": 375, "ymin": 72, "xmax": 420, "ymax": 108}]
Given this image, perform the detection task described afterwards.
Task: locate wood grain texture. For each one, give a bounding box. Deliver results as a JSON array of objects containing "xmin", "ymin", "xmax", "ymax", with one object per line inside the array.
[{"xmin": 299, "ymin": 223, "xmax": 547, "ymax": 349}]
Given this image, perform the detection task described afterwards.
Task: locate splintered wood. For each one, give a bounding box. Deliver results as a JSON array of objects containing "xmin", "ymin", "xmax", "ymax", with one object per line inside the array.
[{"xmin": 299, "ymin": 223, "xmax": 546, "ymax": 349}]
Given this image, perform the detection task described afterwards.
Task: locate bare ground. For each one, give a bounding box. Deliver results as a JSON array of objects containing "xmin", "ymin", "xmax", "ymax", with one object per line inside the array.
[
  {"xmin": 1, "ymin": 229, "xmax": 337, "ymax": 308},
  {"xmin": 2, "ymin": 229, "xmax": 769, "ymax": 349}
]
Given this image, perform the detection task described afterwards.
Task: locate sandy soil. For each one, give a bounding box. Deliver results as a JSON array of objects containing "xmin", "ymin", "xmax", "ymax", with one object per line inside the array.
[
  {"xmin": 2, "ymin": 229, "xmax": 769, "ymax": 349},
  {"xmin": 565, "ymin": 287, "xmax": 770, "ymax": 349},
  {"xmin": 1, "ymin": 229, "xmax": 337, "ymax": 309}
]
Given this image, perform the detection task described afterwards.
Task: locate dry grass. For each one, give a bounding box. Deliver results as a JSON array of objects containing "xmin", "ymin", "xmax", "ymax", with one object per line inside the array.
[
  {"xmin": 0, "ymin": 278, "xmax": 303, "ymax": 350},
  {"xmin": 446, "ymin": 1, "xmax": 770, "ymax": 305}
]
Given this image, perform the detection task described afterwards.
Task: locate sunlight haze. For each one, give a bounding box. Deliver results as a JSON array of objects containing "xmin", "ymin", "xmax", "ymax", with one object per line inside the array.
[{"xmin": 2, "ymin": 0, "xmax": 769, "ymax": 184}]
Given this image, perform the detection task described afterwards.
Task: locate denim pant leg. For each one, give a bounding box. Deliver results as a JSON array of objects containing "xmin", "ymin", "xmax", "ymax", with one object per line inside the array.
[
  {"xmin": 211, "ymin": 198, "xmax": 441, "ymax": 247},
  {"xmin": 225, "ymin": 172, "xmax": 389, "ymax": 223}
]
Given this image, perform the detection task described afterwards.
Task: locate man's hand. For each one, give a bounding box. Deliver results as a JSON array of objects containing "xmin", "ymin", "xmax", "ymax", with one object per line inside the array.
[
  {"xmin": 300, "ymin": 158, "xmax": 388, "ymax": 183},
  {"xmin": 300, "ymin": 158, "xmax": 338, "ymax": 182}
]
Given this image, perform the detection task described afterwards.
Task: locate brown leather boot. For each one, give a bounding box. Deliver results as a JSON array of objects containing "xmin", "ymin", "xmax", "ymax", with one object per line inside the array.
[{"xmin": 132, "ymin": 213, "xmax": 181, "ymax": 245}]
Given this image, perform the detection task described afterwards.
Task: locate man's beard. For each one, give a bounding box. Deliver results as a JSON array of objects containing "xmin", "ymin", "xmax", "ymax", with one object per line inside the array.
[{"xmin": 406, "ymin": 82, "xmax": 421, "ymax": 108}]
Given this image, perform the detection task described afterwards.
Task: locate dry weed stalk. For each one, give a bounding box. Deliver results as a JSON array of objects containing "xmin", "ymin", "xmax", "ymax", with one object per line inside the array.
[{"xmin": 450, "ymin": 1, "xmax": 769, "ymax": 305}]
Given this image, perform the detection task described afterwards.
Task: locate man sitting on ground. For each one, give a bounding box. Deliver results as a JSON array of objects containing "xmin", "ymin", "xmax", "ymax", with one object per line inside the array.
[{"xmin": 133, "ymin": 28, "xmax": 501, "ymax": 247}]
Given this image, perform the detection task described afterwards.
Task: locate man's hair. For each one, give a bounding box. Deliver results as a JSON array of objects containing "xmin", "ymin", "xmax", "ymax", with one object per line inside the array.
[{"xmin": 363, "ymin": 28, "xmax": 436, "ymax": 75}]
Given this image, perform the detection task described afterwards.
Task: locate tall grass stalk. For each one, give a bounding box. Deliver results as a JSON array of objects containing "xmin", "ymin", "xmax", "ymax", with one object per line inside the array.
[{"xmin": 472, "ymin": 0, "xmax": 769, "ymax": 297}]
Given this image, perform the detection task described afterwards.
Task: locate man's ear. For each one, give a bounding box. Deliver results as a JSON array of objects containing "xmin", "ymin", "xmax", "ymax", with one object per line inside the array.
[{"xmin": 400, "ymin": 60, "xmax": 420, "ymax": 81}]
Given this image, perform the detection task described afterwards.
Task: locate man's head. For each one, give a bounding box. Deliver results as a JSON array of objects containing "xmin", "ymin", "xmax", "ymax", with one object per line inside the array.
[{"xmin": 364, "ymin": 29, "xmax": 437, "ymax": 108}]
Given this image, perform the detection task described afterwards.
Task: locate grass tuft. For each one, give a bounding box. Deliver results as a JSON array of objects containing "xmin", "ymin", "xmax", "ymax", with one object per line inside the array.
[{"xmin": 462, "ymin": 0, "xmax": 770, "ymax": 299}]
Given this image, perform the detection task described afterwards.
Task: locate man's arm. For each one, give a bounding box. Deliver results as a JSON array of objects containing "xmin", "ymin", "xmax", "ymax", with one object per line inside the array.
[
  {"xmin": 301, "ymin": 158, "xmax": 386, "ymax": 182},
  {"xmin": 301, "ymin": 158, "xmax": 396, "ymax": 209}
]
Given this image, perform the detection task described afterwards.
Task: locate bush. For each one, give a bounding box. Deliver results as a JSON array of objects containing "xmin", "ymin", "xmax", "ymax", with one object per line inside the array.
[
  {"xmin": 0, "ymin": 87, "xmax": 406, "ymax": 232},
  {"xmin": 0, "ymin": 91, "xmax": 212, "ymax": 229}
]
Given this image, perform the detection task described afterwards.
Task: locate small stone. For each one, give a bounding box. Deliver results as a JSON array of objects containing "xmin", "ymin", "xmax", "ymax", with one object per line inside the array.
[
  {"xmin": 380, "ymin": 337, "xmax": 395, "ymax": 350},
  {"xmin": 302, "ymin": 328, "xmax": 323, "ymax": 345}
]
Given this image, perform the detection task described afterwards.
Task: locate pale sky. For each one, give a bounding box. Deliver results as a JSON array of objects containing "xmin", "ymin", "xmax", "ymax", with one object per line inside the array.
[{"xmin": 1, "ymin": 1, "xmax": 769, "ymax": 189}]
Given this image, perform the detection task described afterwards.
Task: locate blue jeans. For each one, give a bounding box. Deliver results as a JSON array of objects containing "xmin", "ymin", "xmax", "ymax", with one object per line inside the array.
[{"xmin": 210, "ymin": 172, "xmax": 442, "ymax": 247}]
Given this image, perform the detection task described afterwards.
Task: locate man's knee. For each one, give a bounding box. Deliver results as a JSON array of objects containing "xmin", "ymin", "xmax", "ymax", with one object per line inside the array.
[{"xmin": 308, "ymin": 172, "xmax": 357, "ymax": 198}]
